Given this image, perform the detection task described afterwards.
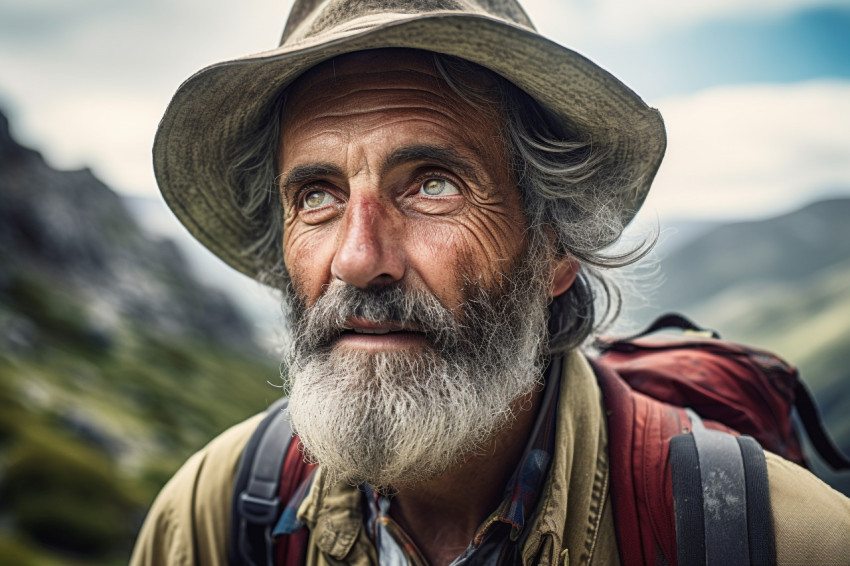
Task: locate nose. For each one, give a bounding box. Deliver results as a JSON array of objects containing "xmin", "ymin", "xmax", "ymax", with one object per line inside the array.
[{"xmin": 331, "ymin": 197, "xmax": 405, "ymax": 287}]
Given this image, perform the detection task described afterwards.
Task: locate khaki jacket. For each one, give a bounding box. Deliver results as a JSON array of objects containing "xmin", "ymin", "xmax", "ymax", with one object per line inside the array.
[{"xmin": 131, "ymin": 351, "xmax": 850, "ymax": 565}]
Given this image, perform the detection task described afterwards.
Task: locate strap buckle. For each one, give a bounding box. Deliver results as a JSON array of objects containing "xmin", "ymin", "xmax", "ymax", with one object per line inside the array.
[{"xmin": 239, "ymin": 492, "xmax": 281, "ymax": 523}]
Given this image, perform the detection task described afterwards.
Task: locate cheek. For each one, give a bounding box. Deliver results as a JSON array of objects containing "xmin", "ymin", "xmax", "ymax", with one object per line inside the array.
[
  {"xmin": 405, "ymin": 211, "xmax": 525, "ymax": 300},
  {"xmin": 283, "ymin": 224, "xmax": 335, "ymax": 301}
]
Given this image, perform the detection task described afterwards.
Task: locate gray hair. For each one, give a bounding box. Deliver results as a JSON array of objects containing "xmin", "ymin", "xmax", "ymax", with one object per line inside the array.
[{"xmin": 225, "ymin": 51, "xmax": 653, "ymax": 351}]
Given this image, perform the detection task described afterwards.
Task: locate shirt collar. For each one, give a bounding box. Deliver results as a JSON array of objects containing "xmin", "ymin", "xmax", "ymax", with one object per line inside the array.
[{"xmin": 472, "ymin": 355, "xmax": 562, "ymax": 545}]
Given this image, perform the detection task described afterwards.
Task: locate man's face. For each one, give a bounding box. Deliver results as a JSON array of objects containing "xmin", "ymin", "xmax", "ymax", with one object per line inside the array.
[
  {"xmin": 277, "ymin": 50, "xmax": 554, "ymax": 488},
  {"xmin": 279, "ymin": 49, "xmax": 528, "ymax": 322}
]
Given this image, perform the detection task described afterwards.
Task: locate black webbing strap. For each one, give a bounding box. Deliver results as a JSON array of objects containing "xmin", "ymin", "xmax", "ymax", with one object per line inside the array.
[
  {"xmin": 671, "ymin": 410, "xmax": 775, "ymax": 566},
  {"xmin": 738, "ymin": 436, "xmax": 776, "ymax": 566},
  {"xmin": 671, "ymin": 433, "xmax": 705, "ymax": 566},
  {"xmin": 228, "ymin": 397, "xmax": 293, "ymax": 566},
  {"xmin": 793, "ymin": 380, "xmax": 850, "ymax": 470},
  {"xmin": 621, "ymin": 312, "xmax": 721, "ymax": 342},
  {"xmin": 689, "ymin": 409, "xmax": 750, "ymax": 565}
]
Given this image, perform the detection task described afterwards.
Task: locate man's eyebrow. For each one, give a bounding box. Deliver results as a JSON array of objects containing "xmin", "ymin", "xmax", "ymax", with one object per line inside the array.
[
  {"xmin": 279, "ymin": 146, "xmax": 483, "ymax": 199},
  {"xmin": 381, "ymin": 145, "xmax": 481, "ymax": 183},
  {"xmin": 279, "ymin": 163, "xmax": 343, "ymax": 198}
]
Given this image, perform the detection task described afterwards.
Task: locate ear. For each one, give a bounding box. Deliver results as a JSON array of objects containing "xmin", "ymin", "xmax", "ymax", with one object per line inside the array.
[{"xmin": 551, "ymin": 256, "xmax": 579, "ymax": 298}]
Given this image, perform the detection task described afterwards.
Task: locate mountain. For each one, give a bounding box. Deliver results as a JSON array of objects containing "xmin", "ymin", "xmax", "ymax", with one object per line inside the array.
[
  {"xmin": 653, "ymin": 198, "xmax": 850, "ymax": 314},
  {"xmin": 0, "ymin": 111, "xmax": 258, "ymax": 352},
  {"xmin": 122, "ymin": 194, "xmax": 283, "ymax": 342},
  {"xmin": 0, "ymin": 110, "xmax": 279, "ymax": 565}
]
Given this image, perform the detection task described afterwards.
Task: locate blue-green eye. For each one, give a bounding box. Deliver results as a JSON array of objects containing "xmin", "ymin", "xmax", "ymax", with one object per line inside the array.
[
  {"xmin": 419, "ymin": 178, "xmax": 460, "ymax": 196},
  {"xmin": 303, "ymin": 190, "xmax": 337, "ymax": 209}
]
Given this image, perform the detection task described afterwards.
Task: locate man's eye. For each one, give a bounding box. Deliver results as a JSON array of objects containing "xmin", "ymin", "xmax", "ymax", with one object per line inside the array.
[
  {"xmin": 302, "ymin": 190, "xmax": 337, "ymax": 209},
  {"xmin": 419, "ymin": 178, "xmax": 460, "ymax": 196}
]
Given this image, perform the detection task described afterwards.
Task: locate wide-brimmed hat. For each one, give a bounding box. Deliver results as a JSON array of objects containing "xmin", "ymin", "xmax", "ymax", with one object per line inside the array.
[{"xmin": 154, "ymin": 0, "xmax": 666, "ymax": 281}]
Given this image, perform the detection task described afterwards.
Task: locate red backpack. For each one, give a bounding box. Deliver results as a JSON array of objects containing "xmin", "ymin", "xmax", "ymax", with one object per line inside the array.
[
  {"xmin": 229, "ymin": 314, "xmax": 849, "ymax": 566},
  {"xmin": 594, "ymin": 313, "xmax": 849, "ymax": 566}
]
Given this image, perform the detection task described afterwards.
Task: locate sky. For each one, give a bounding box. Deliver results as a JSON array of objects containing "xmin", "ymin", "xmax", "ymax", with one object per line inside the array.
[{"xmin": 1, "ymin": 0, "xmax": 849, "ymax": 224}]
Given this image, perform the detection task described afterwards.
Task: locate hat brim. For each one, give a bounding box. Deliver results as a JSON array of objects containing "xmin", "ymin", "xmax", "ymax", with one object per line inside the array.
[{"xmin": 154, "ymin": 13, "xmax": 666, "ymax": 280}]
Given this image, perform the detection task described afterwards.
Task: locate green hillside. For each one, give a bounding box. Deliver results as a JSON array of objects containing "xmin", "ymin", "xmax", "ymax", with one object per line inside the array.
[
  {"xmin": 656, "ymin": 198, "xmax": 850, "ymax": 311},
  {"xmin": 0, "ymin": 285, "xmax": 279, "ymax": 564}
]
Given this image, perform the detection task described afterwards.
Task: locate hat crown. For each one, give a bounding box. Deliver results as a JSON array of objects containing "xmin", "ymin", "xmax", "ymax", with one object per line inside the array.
[{"xmin": 280, "ymin": 0, "xmax": 535, "ymax": 44}]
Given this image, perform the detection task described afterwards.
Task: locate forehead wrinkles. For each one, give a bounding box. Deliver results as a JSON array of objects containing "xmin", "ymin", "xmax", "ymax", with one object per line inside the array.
[
  {"xmin": 282, "ymin": 67, "xmax": 503, "ymax": 139},
  {"xmin": 283, "ymin": 101, "xmax": 478, "ymax": 147},
  {"xmin": 287, "ymin": 63, "xmax": 442, "ymax": 102}
]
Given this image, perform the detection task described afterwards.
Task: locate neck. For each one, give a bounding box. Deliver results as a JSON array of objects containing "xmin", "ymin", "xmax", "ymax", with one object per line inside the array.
[{"xmin": 387, "ymin": 386, "xmax": 543, "ymax": 566}]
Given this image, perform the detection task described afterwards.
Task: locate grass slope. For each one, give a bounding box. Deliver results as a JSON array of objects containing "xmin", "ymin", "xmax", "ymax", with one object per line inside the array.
[{"xmin": 0, "ymin": 270, "xmax": 279, "ymax": 565}]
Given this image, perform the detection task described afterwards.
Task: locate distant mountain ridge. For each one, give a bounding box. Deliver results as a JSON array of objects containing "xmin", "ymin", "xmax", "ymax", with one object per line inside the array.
[
  {"xmin": 655, "ymin": 198, "xmax": 850, "ymax": 313},
  {"xmin": 123, "ymin": 193, "xmax": 282, "ymax": 338}
]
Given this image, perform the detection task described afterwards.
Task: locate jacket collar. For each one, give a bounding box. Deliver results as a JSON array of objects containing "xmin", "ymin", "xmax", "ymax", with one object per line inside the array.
[
  {"xmin": 296, "ymin": 469, "xmax": 363, "ymax": 560},
  {"xmin": 520, "ymin": 350, "xmax": 610, "ymax": 564}
]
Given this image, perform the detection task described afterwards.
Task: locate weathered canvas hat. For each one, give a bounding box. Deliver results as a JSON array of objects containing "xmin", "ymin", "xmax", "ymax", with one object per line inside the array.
[{"xmin": 154, "ymin": 0, "xmax": 666, "ymax": 280}]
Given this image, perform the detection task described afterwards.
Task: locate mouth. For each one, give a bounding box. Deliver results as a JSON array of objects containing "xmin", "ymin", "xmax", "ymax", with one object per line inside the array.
[
  {"xmin": 333, "ymin": 319, "xmax": 427, "ymax": 351},
  {"xmin": 347, "ymin": 328, "xmax": 407, "ymax": 335}
]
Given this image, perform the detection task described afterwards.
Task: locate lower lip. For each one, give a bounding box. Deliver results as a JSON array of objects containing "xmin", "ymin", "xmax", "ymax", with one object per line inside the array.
[{"xmin": 334, "ymin": 331, "xmax": 427, "ymax": 352}]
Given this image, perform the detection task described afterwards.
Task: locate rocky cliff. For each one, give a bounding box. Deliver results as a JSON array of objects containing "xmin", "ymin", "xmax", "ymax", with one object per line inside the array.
[{"xmin": 0, "ymin": 110, "xmax": 257, "ymax": 352}]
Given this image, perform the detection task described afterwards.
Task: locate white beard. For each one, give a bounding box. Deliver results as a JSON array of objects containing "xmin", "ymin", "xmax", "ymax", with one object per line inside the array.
[{"xmin": 283, "ymin": 239, "xmax": 552, "ymax": 489}]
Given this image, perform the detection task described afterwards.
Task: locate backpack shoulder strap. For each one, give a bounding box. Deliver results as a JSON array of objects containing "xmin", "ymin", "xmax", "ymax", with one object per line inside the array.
[
  {"xmin": 228, "ymin": 397, "xmax": 293, "ymax": 566},
  {"xmin": 670, "ymin": 409, "xmax": 776, "ymax": 566}
]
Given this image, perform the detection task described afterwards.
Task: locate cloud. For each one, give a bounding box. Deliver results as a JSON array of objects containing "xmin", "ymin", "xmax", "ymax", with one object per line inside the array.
[
  {"xmin": 639, "ymin": 80, "xmax": 850, "ymax": 221},
  {"xmin": 522, "ymin": 0, "xmax": 850, "ymax": 42},
  {"xmin": 34, "ymin": 92, "xmax": 162, "ymax": 194},
  {"xmin": 0, "ymin": 0, "xmax": 291, "ymax": 195}
]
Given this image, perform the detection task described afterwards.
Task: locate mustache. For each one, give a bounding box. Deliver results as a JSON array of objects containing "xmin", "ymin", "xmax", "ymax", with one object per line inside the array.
[{"xmin": 288, "ymin": 283, "xmax": 462, "ymax": 352}]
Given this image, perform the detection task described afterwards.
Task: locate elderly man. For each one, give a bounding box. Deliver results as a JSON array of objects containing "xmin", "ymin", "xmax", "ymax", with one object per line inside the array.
[{"xmin": 132, "ymin": 1, "xmax": 850, "ymax": 564}]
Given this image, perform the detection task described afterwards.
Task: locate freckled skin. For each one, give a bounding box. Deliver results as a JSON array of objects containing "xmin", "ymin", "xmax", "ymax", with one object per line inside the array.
[{"xmin": 279, "ymin": 50, "xmax": 528, "ymax": 313}]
